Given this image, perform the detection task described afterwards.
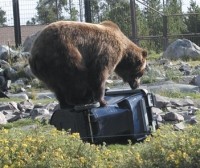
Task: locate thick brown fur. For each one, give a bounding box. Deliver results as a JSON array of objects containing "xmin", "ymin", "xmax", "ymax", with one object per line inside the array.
[{"xmin": 29, "ymin": 21, "xmax": 147, "ymax": 108}]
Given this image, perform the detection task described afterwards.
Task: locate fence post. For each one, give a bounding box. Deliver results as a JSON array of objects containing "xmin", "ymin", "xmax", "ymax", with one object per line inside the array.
[
  {"xmin": 12, "ymin": 0, "xmax": 21, "ymax": 48},
  {"xmin": 130, "ymin": 0, "xmax": 138, "ymax": 44},
  {"xmin": 84, "ymin": 0, "xmax": 92, "ymax": 22},
  {"xmin": 163, "ymin": 15, "xmax": 168, "ymax": 51},
  {"xmin": 55, "ymin": 0, "xmax": 59, "ymax": 20}
]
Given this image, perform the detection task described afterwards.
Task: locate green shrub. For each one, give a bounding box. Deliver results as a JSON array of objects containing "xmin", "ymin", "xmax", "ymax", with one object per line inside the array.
[
  {"xmin": 141, "ymin": 67, "xmax": 163, "ymax": 84},
  {"xmin": 165, "ymin": 68, "xmax": 182, "ymax": 82},
  {"xmin": 154, "ymin": 89, "xmax": 200, "ymax": 99},
  {"xmin": 147, "ymin": 50, "xmax": 162, "ymax": 60},
  {"xmin": 0, "ymin": 113, "xmax": 200, "ymax": 168}
]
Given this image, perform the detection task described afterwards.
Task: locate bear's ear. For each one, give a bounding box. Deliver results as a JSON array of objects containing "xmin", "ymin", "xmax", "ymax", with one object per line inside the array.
[{"xmin": 142, "ymin": 50, "xmax": 147, "ymax": 58}]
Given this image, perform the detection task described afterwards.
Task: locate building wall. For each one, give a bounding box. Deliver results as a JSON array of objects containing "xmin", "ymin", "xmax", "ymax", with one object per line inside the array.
[{"xmin": 0, "ymin": 25, "xmax": 46, "ymax": 47}]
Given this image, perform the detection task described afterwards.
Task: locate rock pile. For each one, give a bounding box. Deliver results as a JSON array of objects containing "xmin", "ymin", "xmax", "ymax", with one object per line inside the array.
[
  {"xmin": 163, "ymin": 38, "xmax": 200, "ymax": 60},
  {"xmin": 0, "ymin": 88, "xmax": 199, "ymax": 132},
  {"xmin": 0, "ymin": 38, "xmax": 200, "ymax": 132}
]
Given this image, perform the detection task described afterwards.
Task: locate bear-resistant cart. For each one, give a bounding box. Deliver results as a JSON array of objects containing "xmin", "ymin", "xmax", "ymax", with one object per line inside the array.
[{"xmin": 50, "ymin": 88, "xmax": 157, "ymax": 144}]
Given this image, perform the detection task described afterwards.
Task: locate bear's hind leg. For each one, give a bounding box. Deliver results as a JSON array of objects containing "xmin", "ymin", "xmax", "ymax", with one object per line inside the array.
[
  {"xmin": 54, "ymin": 89, "xmax": 74, "ymax": 109},
  {"xmin": 89, "ymin": 70, "xmax": 108, "ymax": 107}
]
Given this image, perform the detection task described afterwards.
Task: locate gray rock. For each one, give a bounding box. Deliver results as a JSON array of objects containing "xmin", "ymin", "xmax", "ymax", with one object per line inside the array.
[
  {"xmin": 158, "ymin": 59, "xmax": 171, "ymax": 65},
  {"xmin": 3, "ymin": 67, "xmax": 17, "ymax": 81},
  {"xmin": 18, "ymin": 100, "xmax": 34, "ymax": 111},
  {"xmin": 19, "ymin": 100, "xmax": 34, "ymax": 107},
  {"xmin": 0, "ymin": 112, "xmax": 7, "ymax": 124},
  {"xmin": 151, "ymin": 107, "xmax": 163, "ymax": 114},
  {"xmin": 0, "ymin": 60, "xmax": 10, "ymax": 69},
  {"xmin": 33, "ymin": 103, "xmax": 44, "ymax": 109},
  {"xmin": 166, "ymin": 106, "xmax": 177, "ymax": 112},
  {"xmin": 164, "ymin": 112, "xmax": 184, "ymax": 121},
  {"xmin": 174, "ymin": 122, "xmax": 185, "ymax": 131},
  {"xmin": 188, "ymin": 106, "xmax": 198, "ymax": 115},
  {"xmin": 30, "ymin": 108, "xmax": 50, "ymax": 119},
  {"xmin": 163, "ymin": 39, "xmax": 200, "ymax": 60},
  {"xmin": 190, "ymin": 75, "xmax": 200, "ymax": 86},
  {"xmin": 35, "ymin": 92, "xmax": 55, "ymax": 99},
  {"xmin": 154, "ymin": 94, "xmax": 170, "ymax": 109},
  {"xmin": 188, "ymin": 118, "xmax": 198, "ymax": 125},
  {"xmin": 2, "ymin": 110, "xmax": 13, "ymax": 115},
  {"xmin": 155, "ymin": 114, "xmax": 163, "ymax": 122},
  {"xmin": 13, "ymin": 79, "xmax": 25, "ymax": 85},
  {"xmin": 12, "ymin": 62, "xmax": 24, "ymax": 71},
  {"xmin": 35, "ymin": 114, "xmax": 52, "ymax": 124},
  {"xmin": 170, "ymin": 98, "xmax": 194, "ymax": 107},
  {"xmin": 9, "ymin": 101, "xmax": 19, "ymax": 111},
  {"xmin": 22, "ymin": 31, "xmax": 40, "ymax": 52},
  {"xmin": 20, "ymin": 112, "xmax": 31, "ymax": 118},
  {"xmin": 182, "ymin": 113, "xmax": 195, "ymax": 121},
  {"xmin": 7, "ymin": 114, "xmax": 22, "ymax": 122},
  {"xmin": 0, "ymin": 103, "xmax": 13, "ymax": 111},
  {"xmin": 21, "ymin": 52, "xmax": 31, "ymax": 59},
  {"xmin": 179, "ymin": 64, "xmax": 191, "ymax": 75},
  {"xmin": 24, "ymin": 65, "xmax": 35, "ymax": 78},
  {"xmin": 179, "ymin": 75, "xmax": 195, "ymax": 84},
  {"xmin": 0, "ymin": 45, "xmax": 22, "ymax": 61},
  {"xmin": 20, "ymin": 87, "xmax": 26, "ymax": 92},
  {"xmin": 30, "ymin": 78, "xmax": 40, "ymax": 86},
  {"xmin": 43, "ymin": 102, "xmax": 58, "ymax": 112},
  {"xmin": 193, "ymin": 65, "xmax": 200, "ymax": 75},
  {"xmin": 0, "ymin": 75, "xmax": 7, "ymax": 91},
  {"xmin": 0, "ymin": 45, "xmax": 9, "ymax": 61},
  {"xmin": 7, "ymin": 93, "xmax": 29, "ymax": 100}
]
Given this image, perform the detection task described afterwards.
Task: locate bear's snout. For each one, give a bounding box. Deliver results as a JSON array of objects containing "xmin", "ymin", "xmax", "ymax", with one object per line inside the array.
[{"xmin": 128, "ymin": 78, "xmax": 140, "ymax": 90}]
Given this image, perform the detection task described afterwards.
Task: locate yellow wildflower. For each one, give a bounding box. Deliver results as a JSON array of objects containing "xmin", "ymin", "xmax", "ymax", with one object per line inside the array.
[
  {"xmin": 56, "ymin": 147, "xmax": 62, "ymax": 152},
  {"xmin": 135, "ymin": 152, "xmax": 143, "ymax": 165},
  {"xmin": 145, "ymin": 136, "xmax": 151, "ymax": 142},
  {"xmin": 79, "ymin": 157, "xmax": 86, "ymax": 164},
  {"xmin": 71, "ymin": 133, "xmax": 80, "ymax": 139},
  {"xmin": 3, "ymin": 165, "xmax": 9, "ymax": 168},
  {"xmin": 22, "ymin": 144, "xmax": 28, "ymax": 148},
  {"xmin": 182, "ymin": 152, "xmax": 188, "ymax": 159},
  {"xmin": 103, "ymin": 149, "xmax": 111, "ymax": 156},
  {"xmin": 41, "ymin": 155, "xmax": 46, "ymax": 160},
  {"xmin": 2, "ymin": 129, "xmax": 9, "ymax": 134},
  {"xmin": 191, "ymin": 138, "xmax": 196, "ymax": 144},
  {"xmin": 4, "ymin": 146, "xmax": 9, "ymax": 151},
  {"xmin": 175, "ymin": 159, "xmax": 180, "ymax": 165}
]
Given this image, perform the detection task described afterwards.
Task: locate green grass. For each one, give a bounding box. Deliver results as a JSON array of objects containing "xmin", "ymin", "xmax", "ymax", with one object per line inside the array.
[
  {"xmin": 154, "ymin": 89, "xmax": 200, "ymax": 99},
  {"xmin": 0, "ymin": 119, "xmax": 38, "ymax": 130},
  {"xmin": 147, "ymin": 51, "xmax": 162, "ymax": 60},
  {"xmin": 0, "ymin": 97, "xmax": 57, "ymax": 105}
]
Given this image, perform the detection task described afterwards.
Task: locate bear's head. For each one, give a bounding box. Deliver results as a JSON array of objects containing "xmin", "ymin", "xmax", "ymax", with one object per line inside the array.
[{"xmin": 115, "ymin": 49, "xmax": 147, "ymax": 89}]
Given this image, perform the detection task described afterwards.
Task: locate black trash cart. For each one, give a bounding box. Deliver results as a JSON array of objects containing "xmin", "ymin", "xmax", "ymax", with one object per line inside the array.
[{"xmin": 50, "ymin": 88, "xmax": 157, "ymax": 143}]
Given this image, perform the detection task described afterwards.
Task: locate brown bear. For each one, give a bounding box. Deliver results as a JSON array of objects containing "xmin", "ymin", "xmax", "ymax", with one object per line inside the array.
[{"xmin": 29, "ymin": 20, "xmax": 147, "ymax": 108}]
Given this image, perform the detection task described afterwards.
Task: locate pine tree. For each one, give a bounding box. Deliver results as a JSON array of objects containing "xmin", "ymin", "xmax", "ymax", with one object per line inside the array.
[
  {"xmin": 101, "ymin": 0, "xmax": 132, "ymax": 37},
  {"xmin": 185, "ymin": 0, "xmax": 200, "ymax": 33},
  {"xmin": 35, "ymin": 0, "xmax": 68, "ymax": 24},
  {"xmin": 164, "ymin": 0, "xmax": 187, "ymax": 34},
  {"xmin": 142, "ymin": 0, "xmax": 163, "ymax": 52},
  {"xmin": 0, "ymin": 7, "xmax": 6, "ymax": 26}
]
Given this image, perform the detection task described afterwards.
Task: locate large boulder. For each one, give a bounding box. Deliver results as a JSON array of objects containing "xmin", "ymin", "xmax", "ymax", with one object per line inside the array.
[
  {"xmin": 0, "ymin": 45, "xmax": 9, "ymax": 61},
  {"xmin": 190, "ymin": 75, "xmax": 200, "ymax": 86},
  {"xmin": 0, "ymin": 45, "xmax": 22, "ymax": 61},
  {"xmin": 163, "ymin": 39, "xmax": 200, "ymax": 60},
  {"xmin": 22, "ymin": 31, "xmax": 41, "ymax": 52}
]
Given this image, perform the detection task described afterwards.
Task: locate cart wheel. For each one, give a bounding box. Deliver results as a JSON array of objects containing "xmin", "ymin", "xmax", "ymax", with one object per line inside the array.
[{"xmin": 74, "ymin": 102, "xmax": 100, "ymax": 111}]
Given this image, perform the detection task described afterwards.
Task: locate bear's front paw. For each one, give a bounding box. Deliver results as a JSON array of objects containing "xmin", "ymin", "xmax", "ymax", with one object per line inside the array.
[{"xmin": 100, "ymin": 99, "xmax": 107, "ymax": 107}]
